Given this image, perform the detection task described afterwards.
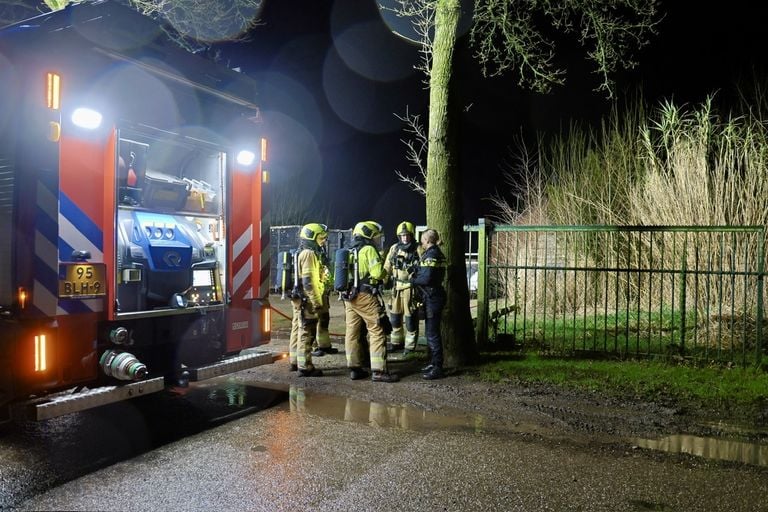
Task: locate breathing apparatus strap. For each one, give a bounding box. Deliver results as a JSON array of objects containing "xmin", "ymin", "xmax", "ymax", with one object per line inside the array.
[
  {"xmin": 293, "ymin": 251, "xmax": 300, "ymax": 289},
  {"xmin": 352, "ymin": 247, "xmax": 359, "ymax": 289}
]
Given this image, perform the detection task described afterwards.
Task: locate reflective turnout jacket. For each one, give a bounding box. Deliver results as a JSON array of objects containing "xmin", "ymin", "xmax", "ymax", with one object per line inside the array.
[
  {"xmin": 354, "ymin": 243, "xmax": 387, "ymax": 287},
  {"xmin": 296, "ymin": 247, "xmax": 325, "ymax": 307},
  {"xmin": 384, "ymin": 241, "xmax": 421, "ymax": 291}
]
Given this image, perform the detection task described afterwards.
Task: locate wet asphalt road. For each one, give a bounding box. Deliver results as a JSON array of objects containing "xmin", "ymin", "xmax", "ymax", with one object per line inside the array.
[
  {"xmin": 0, "ymin": 381, "xmax": 287, "ymax": 509},
  {"xmin": 2, "ymin": 380, "xmax": 768, "ymax": 512}
]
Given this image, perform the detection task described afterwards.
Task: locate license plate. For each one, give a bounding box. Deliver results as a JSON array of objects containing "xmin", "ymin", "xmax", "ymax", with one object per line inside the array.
[{"xmin": 58, "ymin": 263, "xmax": 107, "ymax": 298}]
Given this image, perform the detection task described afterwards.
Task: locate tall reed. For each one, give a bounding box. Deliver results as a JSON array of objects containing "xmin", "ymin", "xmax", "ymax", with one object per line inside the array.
[{"xmin": 494, "ymin": 95, "xmax": 768, "ymax": 350}]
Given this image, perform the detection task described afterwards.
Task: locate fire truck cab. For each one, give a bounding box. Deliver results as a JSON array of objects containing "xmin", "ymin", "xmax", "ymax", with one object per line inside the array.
[{"xmin": 0, "ymin": 1, "xmax": 273, "ymax": 420}]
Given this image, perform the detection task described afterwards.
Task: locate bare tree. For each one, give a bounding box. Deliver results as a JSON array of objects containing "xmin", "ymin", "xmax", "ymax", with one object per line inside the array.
[
  {"xmin": 269, "ymin": 183, "xmax": 336, "ymax": 228},
  {"xmin": 387, "ymin": 0, "xmax": 660, "ymax": 366},
  {"xmin": 1, "ymin": 1, "xmax": 262, "ymax": 52},
  {"xmin": 128, "ymin": 0, "xmax": 263, "ymax": 51},
  {"xmin": 487, "ymin": 133, "xmax": 549, "ymax": 225},
  {"xmin": 394, "ymin": 107, "xmax": 428, "ymax": 196},
  {"xmin": 0, "ymin": 1, "xmax": 49, "ymax": 26}
]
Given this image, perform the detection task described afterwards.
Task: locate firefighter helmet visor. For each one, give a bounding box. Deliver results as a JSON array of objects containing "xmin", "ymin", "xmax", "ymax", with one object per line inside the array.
[
  {"xmin": 396, "ymin": 221, "xmax": 415, "ymax": 237},
  {"xmin": 300, "ymin": 223, "xmax": 329, "ymax": 242},
  {"xmin": 353, "ymin": 221, "xmax": 382, "ymax": 239}
]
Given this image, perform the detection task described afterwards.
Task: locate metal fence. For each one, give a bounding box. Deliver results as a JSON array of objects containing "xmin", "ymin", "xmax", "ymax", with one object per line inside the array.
[
  {"xmin": 419, "ymin": 225, "xmax": 481, "ymax": 295},
  {"xmin": 473, "ymin": 221, "xmax": 766, "ymax": 367},
  {"xmin": 269, "ymin": 226, "xmax": 354, "ymax": 293},
  {"xmin": 269, "ymin": 225, "xmax": 389, "ymax": 295}
]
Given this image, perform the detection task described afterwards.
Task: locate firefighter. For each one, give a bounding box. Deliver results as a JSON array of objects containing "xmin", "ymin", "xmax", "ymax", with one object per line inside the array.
[
  {"xmin": 383, "ymin": 221, "xmax": 422, "ymax": 355},
  {"xmin": 343, "ymin": 221, "xmax": 399, "ymax": 382},
  {"xmin": 311, "ymin": 242, "xmax": 339, "ymax": 356},
  {"xmin": 289, "ymin": 223, "xmax": 329, "ymax": 377},
  {"xmin": 410, "ymin": 228, "xmax": 447, "ymax": 380},
  {"xmin": 288, "ymin": 249, "xmax": 300, "ymax": 371}
]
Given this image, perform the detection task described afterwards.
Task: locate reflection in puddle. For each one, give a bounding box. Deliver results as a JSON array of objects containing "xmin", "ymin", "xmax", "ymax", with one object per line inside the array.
[
  {"xmin": 171, "ymin": 381, "xmax": 289, "ymax": 422},
  {"xmin": 286, "ymin": 386, "xmax": 491, "ymax": 433},
  {"xmin": 634, "ymin": 434, "xmax": 768, "ymax": 467},
  {"xmin": 239, "ymin": 382, "xmax": 768, "ymax": 468}
]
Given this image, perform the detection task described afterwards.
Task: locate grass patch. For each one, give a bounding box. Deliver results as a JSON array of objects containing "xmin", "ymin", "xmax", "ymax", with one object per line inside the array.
[{"xmin": 476, "ymin": 352, "xmax": 768, "ymax": 413}]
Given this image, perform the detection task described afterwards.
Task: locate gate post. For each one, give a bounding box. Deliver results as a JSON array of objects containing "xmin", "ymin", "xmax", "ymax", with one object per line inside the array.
[
  {"xmin": 757, "ymin": 228, "xmax": 764, "ymax": 367},
  {"xmin": 475, "ymin": 218, "xmax": 491, "ymax": 344},
  {"xmin": 679, "ymin": 235, "xmax": 688, "ymax": 355}
]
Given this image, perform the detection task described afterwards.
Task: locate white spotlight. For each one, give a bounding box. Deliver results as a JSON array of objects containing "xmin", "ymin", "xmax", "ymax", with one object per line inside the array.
[
  {"xmin": 237, "ymin": 150, "xmax": 256, "ymax": 166},
  {"xmin": 71, "ymin": 108, "xmax": 102, "ymax": 130}
]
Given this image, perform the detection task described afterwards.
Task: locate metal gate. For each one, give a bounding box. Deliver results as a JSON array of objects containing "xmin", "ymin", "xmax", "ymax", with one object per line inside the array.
[
  {"xmin": 473, "ymin": 221, "xmax": 765, "ymax": 366},
  {"xmin": 269, "ymin": 225, "xmax": 353, "ymax": 294}
]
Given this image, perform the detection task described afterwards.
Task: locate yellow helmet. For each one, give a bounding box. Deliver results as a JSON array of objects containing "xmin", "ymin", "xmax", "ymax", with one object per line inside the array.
[
  {"xmin": 299, "ymin": 223, "xmax": 328, "ymax": 242},
  {"xmin": 396, "ymin": 221, "xmax": 415, "ymax": 237},
  {"xmin": 352, "ymin": 221, "xmax": 382, "ymax": 239}
]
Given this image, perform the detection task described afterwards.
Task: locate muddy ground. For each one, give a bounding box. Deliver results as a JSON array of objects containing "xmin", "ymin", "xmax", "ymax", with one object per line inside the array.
[{"xmin": 258, "ymin": 297, "xmax": 768, "ymax": 448}]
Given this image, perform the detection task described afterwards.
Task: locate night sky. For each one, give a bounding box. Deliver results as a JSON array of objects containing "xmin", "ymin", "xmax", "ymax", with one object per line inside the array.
[{"xmin": 220, "ymin": 0, "xmax": 768, "ymax": 238}]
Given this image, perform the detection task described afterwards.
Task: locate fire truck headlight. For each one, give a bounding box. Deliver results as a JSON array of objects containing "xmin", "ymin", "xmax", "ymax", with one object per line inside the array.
[
  {"xmin": 71, "ymin": 107, "xmax": 103, "ymax": 130},
  {"xmin": 236, "ymin": 150, "xmax": 256, "ymax": 166}
]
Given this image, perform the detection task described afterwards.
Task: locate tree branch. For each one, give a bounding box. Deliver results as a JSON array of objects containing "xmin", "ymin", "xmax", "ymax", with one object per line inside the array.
[
  {"xmin": 471, "ymin": 0, "xmax": 660, "ymax": 97},
  {"xmin": 394, "ymin": 107, "xmax": 428, "ymax": 196}
]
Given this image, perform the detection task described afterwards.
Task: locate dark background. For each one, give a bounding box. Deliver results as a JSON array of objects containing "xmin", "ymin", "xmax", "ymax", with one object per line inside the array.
[{"xmin": 221, "ymin": 0, "xmax": 768, "ymax": 238}]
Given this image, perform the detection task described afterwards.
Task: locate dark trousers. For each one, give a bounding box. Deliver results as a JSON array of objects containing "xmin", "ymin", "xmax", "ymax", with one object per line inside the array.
[{"xmin": 424, "ymin": 295, "xmax": 445, "ymax": 368}]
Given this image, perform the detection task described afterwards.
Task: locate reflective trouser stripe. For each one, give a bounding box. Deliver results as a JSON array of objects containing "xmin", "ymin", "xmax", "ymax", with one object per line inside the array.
[
  {"xmin": 405, "ymin": 331, "xmax": 418, "ymax": 350},
  {"xmin": 316, "ymin": 327, "xmax": 331, "ymax": 347},
  {"xmin": 390, "ymin": 327, "xmax": 405, "ymax": 344},
  {"xmin": 292, "ymin": 298, "xmax": 317, "ymax": 370},
  {"xmin": 344, "ymin": 293, "xmax": 387, "ymax": 372},
  {"xmin": 289, "ymin": 300, "xmax": 301, "ymax": 364}
]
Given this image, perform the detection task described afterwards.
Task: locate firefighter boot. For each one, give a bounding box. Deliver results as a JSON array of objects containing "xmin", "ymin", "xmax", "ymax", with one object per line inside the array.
[
  {"xmin": 349, "ymin": 367, "xmax": 370, "ymax": 380},
  {"xmin": 371, "ymin": 371, "xmax": 400, "ymax": 383},
  {"xmin": 312, "ymin": 346, "xmax": 339, "ymax": 356},
  {"xmin": 422, "ymin": 367, "xmax": 444, "ymax": 380}
]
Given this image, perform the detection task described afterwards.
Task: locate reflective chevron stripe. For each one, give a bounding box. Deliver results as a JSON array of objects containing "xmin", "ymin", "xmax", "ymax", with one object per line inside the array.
[
  {"xmin": 232, "ymin": 223, "xmax": 253, "ymax": 300},
  {"xmin": 259, "ymin": 217, "xmax": 270, "ymax": 299},
  {"xmin": 57, "ymin": 192, "xmax": 104, "ymax": 314},
  {"xmin": 31, "ymin": 177, "xmax": 58, "ymax": 316}
]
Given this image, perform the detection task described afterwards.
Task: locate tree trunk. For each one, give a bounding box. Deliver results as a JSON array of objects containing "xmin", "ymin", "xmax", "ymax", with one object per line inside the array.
[{"xmin": 426, "ymin": 0, "xmax": 476, "ymax": 367}]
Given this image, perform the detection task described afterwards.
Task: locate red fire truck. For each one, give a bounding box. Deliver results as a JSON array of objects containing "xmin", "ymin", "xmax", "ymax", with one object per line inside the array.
[{"xmin": 0, "ymin": 2, "xmax": 274, "ymax": 420}]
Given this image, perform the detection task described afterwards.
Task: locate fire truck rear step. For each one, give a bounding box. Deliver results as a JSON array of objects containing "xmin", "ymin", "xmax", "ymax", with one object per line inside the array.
[
  {"xmin": 29, "ymin": 377, "xmax": 166, "ymax": 421},
  {"xmin": 18, "ymin": 352, "xmax": 276, "ymax": 421},
  {"xmin": 187, "ymin": 351, "xmax": 275, "ymax": 381}
]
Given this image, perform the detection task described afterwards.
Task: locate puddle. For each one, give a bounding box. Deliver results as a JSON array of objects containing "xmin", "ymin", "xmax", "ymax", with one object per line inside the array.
[
  {"xmin": 170, "ymin": 380, "xmax": 494, "ymax": 434},
  {"xmin": 168, "ymin": 381, "xmax": 289, "ymax": 424},
  {"xmin": 271, "ymin": 384, "xmax": 496, "ymax": 434},
  {"xmin": 634, "ymin": 434, "xmax": 768, "ymax": 466},
  {"xmin": 220, "ymin": 381, "xmax": 768, "ymax": 467}
]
